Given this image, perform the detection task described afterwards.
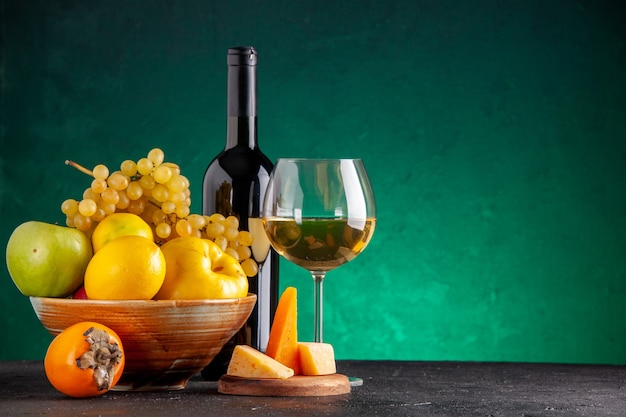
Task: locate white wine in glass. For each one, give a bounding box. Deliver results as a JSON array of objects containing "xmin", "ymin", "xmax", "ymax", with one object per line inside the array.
[{"xmin": 262, "ymin": 158, "xmax": 376, "ymax": 345}]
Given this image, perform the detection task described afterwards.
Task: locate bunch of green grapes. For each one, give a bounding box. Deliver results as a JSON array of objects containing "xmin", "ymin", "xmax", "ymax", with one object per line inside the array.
[{"xmin": 61, "ymin": 148, "xmax": 258, "ymax": 277}]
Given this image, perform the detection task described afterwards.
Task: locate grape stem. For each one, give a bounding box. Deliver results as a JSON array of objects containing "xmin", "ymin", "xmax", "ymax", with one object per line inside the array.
[
  {"xmin": 65, "ymin": 160, "xmax": 94, "ymax": 177},
  {"xmin": 65, "ymin": 159, "xmax": 164, "ymax": 209}
]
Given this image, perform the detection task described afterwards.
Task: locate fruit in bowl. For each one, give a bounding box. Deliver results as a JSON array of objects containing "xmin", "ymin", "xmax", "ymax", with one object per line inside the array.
[
  {"xmin": 30, "ymin": 294, "xmax": 256, "ymax": 391},
  {"xmin": 6, "ymin": 221, "xmax": 92, "ymax": 298},
  {"xmin": 6, "ymin": 148, "xmax": 261, "ymax": 390}
]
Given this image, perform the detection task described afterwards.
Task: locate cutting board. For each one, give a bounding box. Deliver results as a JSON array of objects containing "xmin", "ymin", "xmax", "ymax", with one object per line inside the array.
[{"xmin": 217, "ymin": 373, "xmax": 351, "ymax": 397}]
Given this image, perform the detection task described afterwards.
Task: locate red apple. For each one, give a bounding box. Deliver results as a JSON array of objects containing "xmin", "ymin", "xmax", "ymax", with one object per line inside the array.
[{"xmin": 72, "ymin": 286, "xmax": 88, "ymax": 299}]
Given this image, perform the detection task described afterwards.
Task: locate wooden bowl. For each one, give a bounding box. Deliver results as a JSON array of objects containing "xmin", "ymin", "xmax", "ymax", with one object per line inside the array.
[{"xmin": 30, "ymin": 295, "xmax": 256, "ymax": 391}]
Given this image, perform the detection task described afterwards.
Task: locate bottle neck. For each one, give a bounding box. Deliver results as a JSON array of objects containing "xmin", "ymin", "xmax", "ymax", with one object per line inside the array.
[
  {"xmin": 226, "ymin": 116, "xmax": 257, "ymax": 149},
  {"xmin": 225, "ymin": 56, "xmax": 257, "ymax": 150},
  {"xmin": 228, "ymin": 64, "xmax": 256, "ymax": 117}
]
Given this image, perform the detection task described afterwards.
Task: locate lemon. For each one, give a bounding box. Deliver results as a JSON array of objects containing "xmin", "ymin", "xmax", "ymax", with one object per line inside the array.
[
  {"xmin": 91, "ymin": 213, "xmax": 153, "ymax": 253},
  {"xmin": 84, "ymin": 235, "xmax": 166, "ymax": 300}
]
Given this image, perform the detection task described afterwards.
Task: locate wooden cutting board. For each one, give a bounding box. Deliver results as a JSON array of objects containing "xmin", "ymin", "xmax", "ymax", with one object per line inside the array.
[{"xmin": 217, "ymin": 374, "xmax": 351, "ymax": 397}]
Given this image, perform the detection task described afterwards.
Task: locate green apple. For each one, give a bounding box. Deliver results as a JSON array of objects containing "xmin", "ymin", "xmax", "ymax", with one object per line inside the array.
[{"xmin": 6, "ymin": 221, "xmax": 93, "ymax": 297}]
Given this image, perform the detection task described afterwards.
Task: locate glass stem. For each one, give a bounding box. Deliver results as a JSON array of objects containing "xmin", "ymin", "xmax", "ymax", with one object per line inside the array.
[{"xmin": 312, "ymin": 271, "xmax": 326, "ymax": 343}]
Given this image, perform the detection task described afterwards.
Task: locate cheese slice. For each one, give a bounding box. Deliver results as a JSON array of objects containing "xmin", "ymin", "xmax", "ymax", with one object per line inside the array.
[
  {"xmin": 297, "ymin": 342, "xmax": 337, "ymax": 375},
  {"xmin": 226, "ymin": 345, "xmax": 294, "ymax": 379},
  {"xmin": 265, "ymin": 286, "xmax": 300, "ymax": 374}
]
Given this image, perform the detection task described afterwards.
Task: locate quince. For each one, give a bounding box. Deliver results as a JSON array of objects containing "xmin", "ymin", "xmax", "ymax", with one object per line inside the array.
[{"xmin": 154, "ymin": 236, "xmax": 248, "ymax": 300}]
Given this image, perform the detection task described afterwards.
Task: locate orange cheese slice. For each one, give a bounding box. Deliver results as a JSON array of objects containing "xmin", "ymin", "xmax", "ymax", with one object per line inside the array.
[
  {"xmin": 297, "ymin": 342, "xmax": 337, "ymax": 375},
  {"xmin": 265, "ymin": 286, "xmax": 301, "ymax": 374},
  {"xmin": 226, "ymin": 345, "xmax": 294, "ymax": 379}
]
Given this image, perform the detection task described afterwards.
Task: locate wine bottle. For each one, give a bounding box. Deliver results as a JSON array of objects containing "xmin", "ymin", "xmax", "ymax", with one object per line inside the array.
[{"xmin": 200, "ymin": 46, "xmax": 279, "ymax": 380}]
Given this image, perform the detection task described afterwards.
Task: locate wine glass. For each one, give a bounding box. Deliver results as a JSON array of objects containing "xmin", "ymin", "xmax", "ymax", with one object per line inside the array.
[{"xmin": 262, "ymin": 158, "xmax": 376, "ymax": 345}]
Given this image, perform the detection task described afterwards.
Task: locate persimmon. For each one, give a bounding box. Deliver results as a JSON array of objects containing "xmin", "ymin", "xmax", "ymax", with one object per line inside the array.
[{"xmin": 44, "ymin": 321, "xmax": 125, "ymax": 398}]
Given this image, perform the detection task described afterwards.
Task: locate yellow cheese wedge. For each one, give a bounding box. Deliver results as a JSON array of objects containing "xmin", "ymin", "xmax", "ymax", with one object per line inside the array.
[
  {"xmin": 226, "ymin": 345, "xmax": 294, "ymax": 379},
  {"xmin": 297, "ymin": 342, "xmax": 337, "ymax": 375}
]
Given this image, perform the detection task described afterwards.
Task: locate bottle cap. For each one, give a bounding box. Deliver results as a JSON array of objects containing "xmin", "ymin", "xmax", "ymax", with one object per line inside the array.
[{"xmin": 228, "ymin": 46, "xmax": 257, "ymax": 66}]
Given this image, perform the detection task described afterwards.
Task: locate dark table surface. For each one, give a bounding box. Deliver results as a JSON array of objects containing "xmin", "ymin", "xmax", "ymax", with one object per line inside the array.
[{"xmin": 1, "ymin": 360, "xmax": 625, "ymax": 416}]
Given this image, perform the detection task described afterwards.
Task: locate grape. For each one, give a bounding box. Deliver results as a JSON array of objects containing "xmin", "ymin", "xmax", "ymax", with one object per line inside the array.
[
  {"xmin": 224, "ymin": 215, "xmax": 239, "ymax": 230},
  {"xmin": 101, "ymin": 188, "xmax": 120, "ymax": 204},
  {"xmin": 241, "ymin": 258, "xmax": 258, "ymax": 277},
  {"xmin": 127, "ymin": 198, "xmax": 146, "ymax": 215},
  {"xmin": 181, "ymin": 176, "xmax": 190, "ymax": 190},
  {"xmin": 225, "ymin": 247, "xmax": 239, "ymax": 261},
  {"xmin": 187, "ymin": 214, "xmax": 206, "ymax": 230},
  {"xmin": 120, "ymin": 160, "xmax": 137, "ymax": 177},
  {"xmin": 126, "ymin": 181, "xmax": 144, "ymax": 200},
  {"xmin": 61, "ymin": 148, "xmax": 259, "ymax": 276},
  {"xmin": 155, "ymin": 222, "xmax": 171, "ymax": 239},
  {"xmin": 237, "ymin": 230, "xmax": 254, "ymax": 246},
  {"xmin": 78, "ymin": 199, "xmax": 97, "ymax": 217},
  {"xmin": 91, "ymin": 178, "xmax": 108, "ymax": 194},
  {"xmin": 170, "ymin": 191, "xmax": 186, "ymax": 203},
  {"xmin": 116, "ymin": 190, "xmax": 130, "ymax": 209},
  {"xmin": 161, "ymin": 201, "xmax": 176, "ymax": 214},
  {"xmin": 174, "ymin": 204, "xmax": 190, "ymax": 218},
  {"xmin": 92, "ymin": 208, "xmax": 106, "ymax": 222},
  {"xmin": 61, "ymin": 199, "xmax": 79, "ymax": 216},
  {"xmin": 223, "ymin": 226, "xmax": 239, "ymax": 242},
  {"xmin": 175, "ymin": 218, "xmax": 192, "ymax": 237},
  {"xmin": 73, "ymin": 213, "xmax": 92, "ymax": 231},
  {"xmin": 214, "ymin": 235, "xmax": 228, "ymax": 251},
  {"xmin": 151, "ymin": 184, "xmax": 169, "ymax": 202},
  {"xmin": 162, "ymin": 162, "xmax": 180, "ymax": 176},
  {"xmin": 208, "ymin": 213, "xmax": 226, "ymax": 223},
  {"xmin": 153, "ymin": 165, "xmax": 172, "ymax": 184},
  {"xmin": 167, "ymin": 175, "xmax": 186, "ymax": 193},
  {"xmin": 147, "ymin": 148, "xmax": 165, "ymax": 166},
  {"xmin": 92, "ymin": 164, "xmax": 109, "ymax": 180},
  {"xmin": 152, "ymin": 209, "xmax": 168, "ymax": 225},
  {"xmin": 139, "ymin": 174, "xmax": 156, "ymax": 190},
  {"xmin": 205, "ymin": 222, "xmax": 225, "ymax": 239},
  {"xmin": 236, "ymin": 244, "xmax": 252, "ymax": 261},
  {"xmin": 83, "ymin": 188, "xmax": 100, "ymax": 202},
  {"xmin": 137, "ymin": 158, "xmax": 153, "ymax": 175},
  {"xmin": 98, "ymin": 201, "xmax": 116, "ymax": 215},
  {"xmin": 108, "ymin": 172, "xmax": 129, "ymax": 190}
]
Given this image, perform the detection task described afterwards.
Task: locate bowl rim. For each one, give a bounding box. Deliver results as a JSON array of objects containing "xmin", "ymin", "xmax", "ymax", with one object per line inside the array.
[{"xmin": 30, "ymin": 293, "xmax": 257, "ymax": 307}]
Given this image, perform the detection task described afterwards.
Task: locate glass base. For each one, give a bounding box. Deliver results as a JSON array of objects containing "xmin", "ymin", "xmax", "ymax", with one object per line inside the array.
[{"xmin": 348, "ymin": 376, "xmax": 364, "ymax": 387}]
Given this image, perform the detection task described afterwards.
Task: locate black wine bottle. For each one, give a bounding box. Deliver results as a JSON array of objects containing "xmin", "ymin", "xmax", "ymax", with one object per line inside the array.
[{"xmin": 200, "ymin": 46, "xmax": 279, "ymax": 380}]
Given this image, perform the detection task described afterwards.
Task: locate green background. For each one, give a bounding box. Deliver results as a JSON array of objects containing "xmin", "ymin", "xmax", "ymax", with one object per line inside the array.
[{"xmin": 1, "ymin": 0, "xmax": 625, "ymax": 364}]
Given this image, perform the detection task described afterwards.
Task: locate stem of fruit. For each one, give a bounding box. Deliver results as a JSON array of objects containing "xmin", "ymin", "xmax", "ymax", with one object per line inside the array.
[
  {"xmin": 76, "ymin": 327, "xmax": 123, "ymax": 391},
  {"xmin": 65, "ymin": 159, "xmax": 165, "ymax": 210},
  {"xmin": 65, "ymin": 160, "xmax": 94, "ymax": 177}
]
